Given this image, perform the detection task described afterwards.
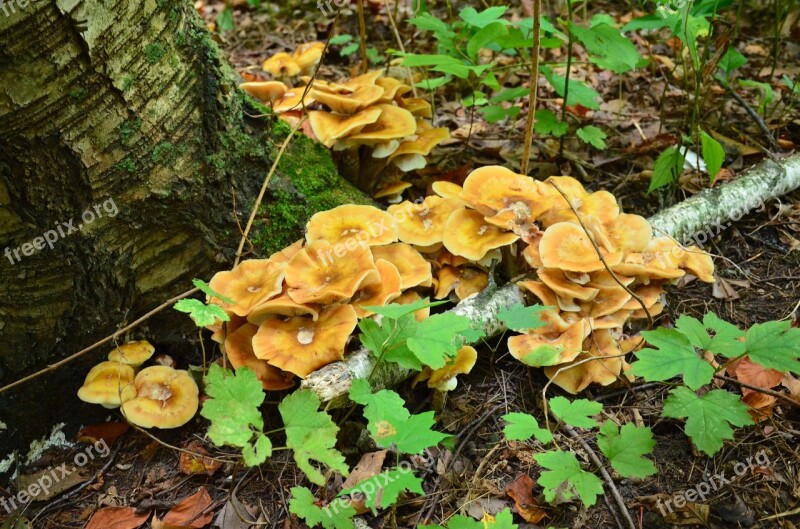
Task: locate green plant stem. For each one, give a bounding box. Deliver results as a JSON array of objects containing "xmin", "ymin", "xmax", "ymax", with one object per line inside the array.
[{"xmin": 520, "ymin": 0, "xmax": 541, "ymax": 176}]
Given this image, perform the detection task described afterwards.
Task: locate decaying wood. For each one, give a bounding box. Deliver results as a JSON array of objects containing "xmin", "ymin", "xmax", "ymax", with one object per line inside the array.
[{"xmin": 303, "ymin": 152, "xmax": 800, "ymax": 406}]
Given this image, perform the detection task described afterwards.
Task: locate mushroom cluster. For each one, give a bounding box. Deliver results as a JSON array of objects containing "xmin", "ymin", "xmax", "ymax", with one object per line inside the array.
[
  {"xmin": 240, "ymin": 69, "xmax": 449, "ymax": 196},
  {"xmin": 77, "ymin": 340, "xmax": 200, "ymax": 429},
  {"xmin": 206, "ymin": 166, "xmax": 714, "ymax": 395}
]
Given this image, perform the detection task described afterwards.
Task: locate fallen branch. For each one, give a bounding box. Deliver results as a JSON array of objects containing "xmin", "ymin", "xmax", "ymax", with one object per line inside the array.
[{"xmin": 302, "ymin": 152, "xmax": 800, "ymax": 405}]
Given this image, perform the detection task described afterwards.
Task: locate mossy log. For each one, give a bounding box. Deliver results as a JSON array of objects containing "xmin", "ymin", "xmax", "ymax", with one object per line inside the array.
[{"xmin": 0, "ymin": 0, "xmax": 368, "ymax": 456}]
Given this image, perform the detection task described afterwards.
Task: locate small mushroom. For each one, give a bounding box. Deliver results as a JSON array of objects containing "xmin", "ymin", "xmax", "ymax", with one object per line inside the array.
[
  {"xmin": 376, "ymin": 76, "xmax": 413, "ymax": 101},
  {"xmin": 263, "ymin": 52, "xmax": 301, "ymax": 77},
  {"xmin": 388, "ymin": 124, "xmax": 450, "ymax": 172},
  {"xmin": 537, "ymin": 269, "xmax": 600, "ymax": 301},
  {"xmin": 370, "ymin": 242, "xmax": 432, "ymax": 289},
  {"xmin": 544, "ymin": 330, "xmax": 622, "ymax": 394},
  {"xmin": 431, "ymin": 181, "xmax": 463, "ymax": 199},
  {"xmin": 433, "ymin": 266, "xmax": 488, "ymax": 300},
  {"xmin": 247, "ymin": 288, "xmax": 321, "ymax": 325},
  {"xmin": 305, "ymin": 204, "xmax": 398, "ymax": 247},
  {"xmin": 121, "ymin": 366, "xmax": 199, "ymax": 429},
  {"xmin": 580, "ymin": 285, "xmax": 632, "ymax": 317},
  {"xmin": 352, "ymin": 259, "xmax": 403, "ymax": 318},
  {"xmin": 606, "ymin": 213, "xmax": 653, "ymax": 253},
  {"xmin": 253, "ymin": 304, "xmax": 358, "ymax": 377},
  {"xmin": 373, "ymin": 180, "xmax": 412, "ymax": 202},
  {"xmin": 508, "ymin": 319, "xmax": 590, "ymax": 366},
  {"xmin": 273, "ymin": 87, "xmax": 316, "ymax": 113},
  {"xmin": 208, "ymin": 259, "xmax": 286, "ymax": 317},
  {"xmin": 344, "ymin": 104, "xmax": 417, "ymax": 144},
  {"xmin": 388, "ymin": 196, "xmax": 463, "ymax": 247},
  {"xmin": 77, "ymin": 361, "xmax": 137, "ymax": 409},
  {"xmin": 107, "ymin": 340, "xmax": 156, "ymax": 367},
  {"xmin": 293, "ymin": 42, "xmax": 325, "ymax": 75},
  {"xmin": 414, "ymin": 345, "xmax": 477, "ymax": 391},
  {"xmin": 308, "ymin": 107, "xmax": 383, "ymax": 147},
  {"xmin": 442, "ymin": 208, "xmax": 519, "ymax": 261},
  {"xmin": 398, "ymin": 97, "xmax": 433, "ymax": 118},
  {"xmin": 311, "ymin": 85, "xmax": 385, "ymax": 114},
  {"xmin": 539, "ymin": 222, "xmax": 623, "ymax": 273},
  {"xmin": 680, "ymin": 245, "xmax": 715, "ymax": 282},
  {"xmin": 224, "ymin": 323, "xmax": 295, "ymax": 390},
  {"xmin": 239, "ymin": 81, "xmax": 288, "ymax": 104}
]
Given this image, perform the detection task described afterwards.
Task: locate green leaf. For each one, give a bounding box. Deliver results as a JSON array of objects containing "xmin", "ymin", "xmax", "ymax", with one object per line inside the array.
[
  {"xmin": 467, "ymin": 22, "xmax": 509, "ymax": 59},
  {"xmin": 549, "ymin": 397, "xmax": 602, "ymax": 428},
  {"xmin": 596, "ymin": 422, "xmax": 656, "ymax": 478},
  {"xmin": 533, "ymin": 109, "xmax": 568, "ymax": 137},
  {"xmin": 576, "ymin": 125, "xmax": 607, "ymax": 149},
  {"xmin": 718, "ymin": 48, "xmax": 747, "ymax": 76},
  {"xmin": 200, "ymin": 365, "xmax": 265, "ymax": 448},
  {"xmin": 340, "ymin": 467, "xmax": 424, "ymax": 512},
  {"xmin": 192, "ymin": 278, "xmax": 236, "ymax": 305},
  {"xmin": 502, "ymin": 412, "xmax": 553, "ymax": 444},
  {"xmin": 290, "ymin": 486, "xmax": 356, "ymax": 529},
  {"xmin": 407, "ymin": 312, "xmax": 474, "ymax": 369},
  {"xmin": 738, "ymin": 79, "xmax": 775, "ymax": 114},
  {"xmin": 674, "ymin": 313, "xmax": 745, "ymax": 357},
  {"xmin": 242, "ymin": 432, "xmax": 272, "ymax": 466},
  {"xmin": 174, "ymin": 298, "xmax": 229, "ymax": 327},
  {"xmin": 409, "ymin": 12, "xmax": 456, "ymax": 41},
  {"xmin": 217, "ymin": 7, "xmax": 234, "ymax": 32},
  {"xmin": 415, "ymin": 76, "xmax": 452, "ymax": 90},
  {"xmin": 534, "ymin": 450, "xmax": 604, "ymax": 507},
  {"xmin": 627, "ymin": 328, "xmax": 714, "ymax": 390},
  {"xmin": 489, "ymin": 87, "xmax": 530, "ymax": 103},
  {"xmin": 497, "ymin": 303, "xmax": 550, "ymax": 332},
  {"xmin": 479, "ymin": 105, "xmax": 520, "ymax": 123},
  {"xmin": 569, "ymin": 22, "xmax": 642, "ymax": 73},
  {"xmin": 745, "ymin": 320, "xmax": 800, "ymax": 374},
  {"xmin": 349, "ymin": 379, "xmax": 450, "ymax": 454},
  {"xmin": 459, "ymin": 6, "xmax": 509, "ymax": 28},
  {"xmin": 329, "ymin": 34, "xmax": 353, "ymax": 45},
  {"xmin": 540, "ymin": 66, "xmax": 601, "ymax": 110},
  {"xmin": 662, "ymin": 387, "xmax": 753, "ymax": 456},
  {"xmin": 700, "ymin": 130, "xmax": 725, "ymax": 180},
  {"xmin": 622, "ymin": 14, "xmax": 674, "ymax": 33},
  {"xmin": 340, "ymin": 43, "xmax": 359, "ymax": 56},
  {"xmin": 647, "ymin": 145, "xmax": 685, "ymax": 193},
  {"xmin": 366, "ymin": 298, "xmax": 445, "ymax": 320},
  {"xmin": 280, "ymin": 390, "xmax": 349, "ymax": 485}
]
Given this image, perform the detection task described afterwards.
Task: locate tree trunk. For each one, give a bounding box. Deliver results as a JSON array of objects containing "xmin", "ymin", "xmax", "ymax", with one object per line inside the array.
[{"xmin": 0, "ymin": 0, "xmax": 367, "ymax": 458}]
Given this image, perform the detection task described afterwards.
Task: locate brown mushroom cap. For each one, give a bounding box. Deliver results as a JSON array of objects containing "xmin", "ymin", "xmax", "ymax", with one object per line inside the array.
[
  {"xmin": 253, "ymin": 304, "xmax": 358, "ymax": 377},
  {"xmin": 208, "ymin": 259, "xmax": 286, "ymax": 317},
  {"xmin": 311, "ymin": 85, "xmax": 385, "ymax": 114},
  {"xmin": 77, "ymin": 361, "xmax": 137, "ymax": 409},
  {"xmin": 442, "ymin": 208, "xmax": 520, "ymax": 261},
  {"xmin": 388, "ymin": 196, "xmax": 463, "ymax": 247},
  {"xmin": 309, "ymin": 107, "xmax": 383, "ymax": 147},
  {"xmin": 370, "ymin": 242, "xmax": 432, "ymax": 289},
  {"xmin": 414, "ymin": 345, "xmax": 477, "ymax": 391},
  {"xmin": 345, "ymin": 104, "xmax": 417, "ymax": 144},
  {"xmin": 224, "ymin": 323, "xmax": 296, "ymax": 390},
  {"xmin": 121, "ymin": 366, "xmax": 199, "ymax": 429},
  {"xmin": 352, "ymin": 259, "xmax": 403, "ymax": 318},
  {"xmin": 263, "ymin": 52, "xmax": 301, "ymax": 77},
  {"xmin": 293, "ymin": 42, "xmax": 325, "ymax": 73},
  {"xmin": 284, "ymin": 240, "xmax": 378, "ymax": 304},
  {"xmin": 306, "ymin": 204, "xmax": 398, "ymax": 247},
  {"xmin": 240, "ymin": 81, "xmax": 288, "ymax": 103},
  {"xmin": 539, "ymin": 222, "xmax": 623, "ymax": 273},
  {"xmin": 108, "ymin": 340, "xmax": 156, "ymax": 367}
]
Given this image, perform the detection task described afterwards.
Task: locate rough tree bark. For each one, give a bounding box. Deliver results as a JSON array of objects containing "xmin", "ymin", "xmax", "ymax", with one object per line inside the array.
[{"xmin": 0, "ymin": 0, "xmax": 367, "ymax": 456}]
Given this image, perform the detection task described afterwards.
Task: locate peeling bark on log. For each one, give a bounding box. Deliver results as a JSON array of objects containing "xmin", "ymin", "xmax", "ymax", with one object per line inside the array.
[{"xmin": 303, "ymin": 152, "xmax": 800, "ymax": 406}]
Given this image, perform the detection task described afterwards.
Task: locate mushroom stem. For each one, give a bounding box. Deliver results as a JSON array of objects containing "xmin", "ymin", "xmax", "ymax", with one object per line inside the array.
[{"xmin": 301, "ymin": 153, "xmax": 800, "ymax": 406}]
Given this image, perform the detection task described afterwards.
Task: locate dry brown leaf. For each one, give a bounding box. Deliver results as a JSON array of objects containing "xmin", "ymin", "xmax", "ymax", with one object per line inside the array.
[
  {"xmin": 85, "ymin": 506, "xmax": 149, "ymax": 529},
  {"xmin": 504, "ymin": 474, "xmax": 547, "ymax": 524},
  {"xmin": 213, "ymin": 496, "xmax": 256, "ymax": 529},
  {"xmin": 781, "ymin": 373, "xmax": 800, "ymax": 402},
  {"xmin": 161, "ymin": 487, "xmax": 214, "ymax": 528},
  {"xmin": 17, "ymin": 465, "xmax": 89, "ymax": 502},
  {"xmin": 734, "ymin": 357, "xmax": 784, "ymax": 395},
  {"xmin": 340, "ymin": 450, "xmax": 387, "ymax": 490},
  {"xmin": 179, "ymin": 442, "xmax": 221, "ymax": 476},
  {"xmin": 77, "ymin": 422, "xmax": 130, "ymax": 446}
]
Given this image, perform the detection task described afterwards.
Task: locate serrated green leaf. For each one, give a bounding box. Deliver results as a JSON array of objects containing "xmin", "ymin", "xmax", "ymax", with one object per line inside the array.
[
  {"xmin": 502, "ymin": 412, "xmax": 553, "ymax": 444},
  {"xmin": 366, "ymin": 299, "xmax": 445, "ymax": 320},
  {"xmin": 192, "ymin": 278, "xmax": 236, "ymax": 305},
  {"xmin": 200, "ymin": 365, "xmax": 265, "ymax": 448},
  {"xmin": 242, "ymin": 432, "xmax": 272, "ymax": 466},
  {"xmin": 549, "ymin": 397, "xmax": 602, "ymax": 428},
  {"xmin": 497, "ymin": 303, "xmax": 550, "ymax": 332},
  {"xmin": 541, "ymin": 66, "xmax": 601, "ymax": 109},
  {"xmin": 280, "ymin": 390, "xmax": 349, "ymax": 485},
  {"xmin": 745, "ymin": 320, "xmax": 800, "ymax": 373},
  {"xmin": 174, "ymin": 298, "xmax": 229, "ymax": 327},
  {"xmin": 648, "ymin": 146, "xmax": 685, "ymax": 193},
  {"xmin": 533, "ymin": 109, "xmax": 568, "ymax": 137},
  {"xmin": 467, "ymin": 21, "xmax": 509, "ymax": 59},
  {"xmin": 662, "ymin": 387, "xmax": 753, "ymax": 456},
  {"xmin": 674, "ymin": 313, "xmax": 745, "ymax": 357},
  {"xmin": 700, "ymin": 130, "xmax": 725, "ymax": 181},
  {"xmin": 407, "ymin": 312, "xmax": 474, "ymax": 369},
  {"xmin": 576, "ymin": 125, "xmax": 607, "ymax": 149},
  {"xmin": 628, "ymin": 328, "xmax": 715, "ymax": 389},
  {"xmin": 290, "ymin": 486, "xmax": 356, "ymax": 529},
  {"xmin": 340, "ymin": 467, "xmax": 424, "ymax": 512},
  {"xmin": 534, "ymin": 450, "xmax": 604, "ymax": 507},
  {"xmin": 596, "ymin": 422, "xmax": 656, "ymax": 478}
]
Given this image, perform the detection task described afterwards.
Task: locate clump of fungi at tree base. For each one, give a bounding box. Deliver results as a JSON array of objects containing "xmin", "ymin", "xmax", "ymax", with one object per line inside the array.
[
  {"xmin": 77, "ymin": 340, "xmax": 200, "ymax": 429},
  {"xmin": 241, "ymin": 48, "xmax": 449, "ymax": 197},
  {"xmin": 201, "ymin": 166, "xmax": 715, "ymax": 399}
]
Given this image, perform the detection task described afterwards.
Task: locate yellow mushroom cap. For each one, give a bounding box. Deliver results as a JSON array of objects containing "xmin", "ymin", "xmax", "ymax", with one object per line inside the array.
[
  {"xmin": 270, "ymin": 239, "xmax": 305, "ymax": 266},
  {"xmin": 681, "ymin": 245, "xmax": 715, "ymax": 282},
  {"xmin": 345, "ymin": 104, "xmax": 417, "ymax": 144},
  {"xmin": 273, "ymin": 87, "xmax": 316, "ymax": 113},
  {"xmin": 393, "ymin": 291, "xmax": 430, "ymax": 322},
  {"xmin": 539, "ymin": 222, "xmax": 623, "ymax": 273},
  {"xmin": 341, "ymin": 70, "xmax": 384, "ymax": 91},
  {"xmin": 224, "ymin": 323, "xmax": 296, "ymax": 390},
  {"xmin": 121, "ymin": 366, "xmax": 199, "ymax": 429},
  {"xmin": 388, "ymin": 125, "xmax": 450, "ymax": 172},
  {"xmin": 247, "ymin": 287, "xmax": 321, "ymax": 325},
  {"xmin": 370, "ymin": 242, "xmax": 432, "ymax": 289},
  {"xmin": 253, "ymin": 304, "xmax": 358, "ymax": 377},
  {"xmin": 78, "ymin": 361, "xmax": 137, "ymax": 409},
  {"xmin": 580, "ymin": 285, "xmax": 632, "ymax": 318},
  {"xmin": 461, "ymin": 166, "xmax": 551, "ymax": 222},
  {"xmin": 376, "ymin": 76, "xmax": 413, "ymax": 101},
  {"xmin": 442, "ymin": 208, "xmax": 520, "ymax": 261},
  {"xmin": 108, "ymin": 340, "xmax": 156, "ymax": 367},
  {"xmin": 398, "ymin": 97, "xmax": 432, "ymax": 118},
  {"xmin": 352, "ymin": 259, "xmax": 403, "ymax": 318},
  {"xmin": 208, "ymin": 259, "xmax": 286, "ymax": 317},
  {"xmin": 544, "ymin": 189, "xmax": 620, "ymax": 226},
  {"xmin": 414, "ymin": 345, "xmax": 478, "ymax": 391},
  {"xmin": 433, "ymin": 266, "xmax": 488, "ymax": 300},
  {"xmin": 431, "ymin": 181, "xmax": 463, "ymax": 199},
  {"xmin": 309, "ymin": 107, "xmax": 383, "ymax": 148},
  {"xmin": 537, "ymin": 269, "xmax": 600, "ymax": 301},
  {"xmin": 305, "ymin": 204, "xmax": 398, "ymax": 247},
  {"xmin": 311, "ymin": 85, "xmax": 385, "ymax": 114},
  {"xmin": 239, "ymin": 81, "xmax": 288, "ymax": 103},
  {"xmin": 544, "ymin": 330, "xmax": 622, "ymax": 394},
  {"xmin": 606, "ymin": 213, "xmax": 653, "ymax": 253},
  {"xmin": 508, "ymin": 319, "xmax": 590, "ymax": 367},
  {"xmin": 373, "ymin": 180, "xmax": 413, "ymax": 199},
  {"xmin": 263, "ymin": 52, "xmax": 301, "ymax": 77},
  {"xmin": 284, "ymin": 239, "xmax": 378, "ymax": 304},
  {"xmin": 388, "ymin": 196, "xmax": 463, "ymax": 247},
  {"xmin": 293, "ymin": 41, "xmax": 325, "ymax": 73}
]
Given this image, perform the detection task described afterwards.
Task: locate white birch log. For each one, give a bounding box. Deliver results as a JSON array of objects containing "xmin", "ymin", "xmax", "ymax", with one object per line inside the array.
[{"xmin": 303, "ymin": 153, "xmax": 800, "ymax": 406}]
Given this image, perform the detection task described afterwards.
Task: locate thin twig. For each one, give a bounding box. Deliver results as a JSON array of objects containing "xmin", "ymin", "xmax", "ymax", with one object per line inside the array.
[
  {"xmin": 356, "ymin": 0, "xmax": 369, "ymax": 74},
  {"xmin": 0, "ymin": 288, "xmax": 199, "ymax": 395},
  {"xmin": 233, "ymin": 117, "xmax": 306, "ymax": 266},
  {"xmin": 385, "ymin": 1, "xmax": 418, "ymax": 98},
  {"xmin": 520, "ymin": 0, "xmax": 541, "ymax": 176},
  {"xmin": 714, "ymin": 374, "xmax": 798, "ymax": 407},
  {"xmin": 558, "ymin": 0, "xmax": 574, "ymax": 158}
]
